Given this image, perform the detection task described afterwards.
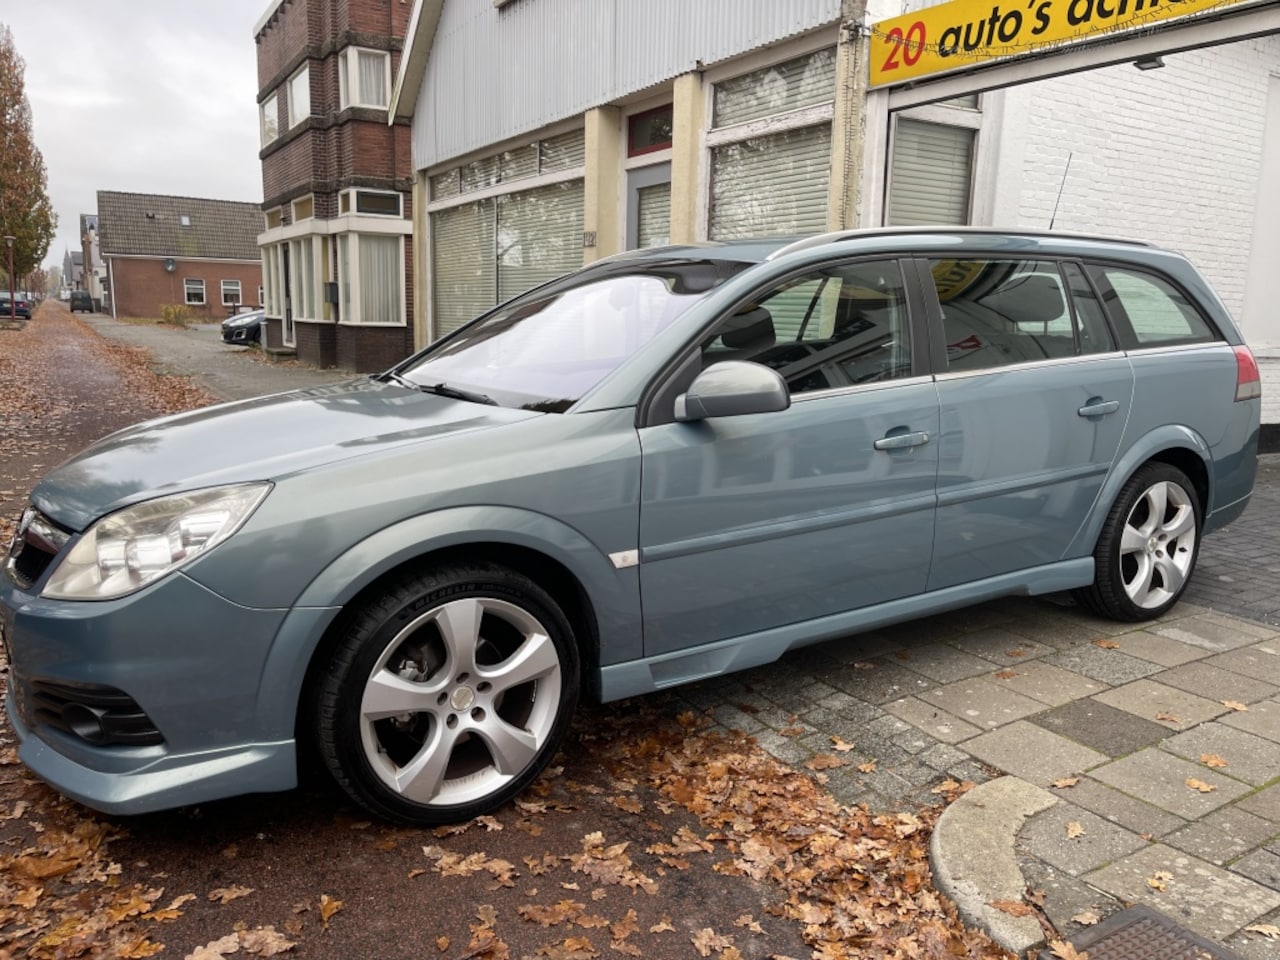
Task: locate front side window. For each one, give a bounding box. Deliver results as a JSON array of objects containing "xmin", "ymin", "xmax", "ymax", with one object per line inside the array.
[
  {"xmin": 1084, "ymin": 264, "xmax": 1218, "ymax": 349},
  {"xmin": 221, "ymin": 280, "xmax": 241, "ymax": 306},
  {"xmin": 288, "ymin": 65, "xmax": 310, "ymax": 127},
  {"xmin": 184, "ymin": 278, "xmax": 205, "ymax": 305},
  {"xmin": 700, "ymin": 259, "xmax": 912, "ymax": 394},
  {"xmin": 925, "ymin": 259, "xmax": 1105, "ymax": 372},
  {"xmin": 404, "ymin": 260, "xmax": 749, "ymax": 411}
]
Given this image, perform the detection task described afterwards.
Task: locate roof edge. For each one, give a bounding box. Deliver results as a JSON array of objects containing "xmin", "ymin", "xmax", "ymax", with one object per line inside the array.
[{"xmin": 390, "ymin": 0, "xmax": 446, "ymax": 121}]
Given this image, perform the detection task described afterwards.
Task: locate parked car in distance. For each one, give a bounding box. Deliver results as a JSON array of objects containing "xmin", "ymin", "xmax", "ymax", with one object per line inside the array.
[
  {"xmin": 0, "ymin": 294, "xmax": 32, "ymax": 319},
  {"xmin": 69, "ymin": 291, "xmax": 93, "ymax": 313},
  {"xmin": 221, "ymin": 308, "xmax": 265, "ymax": 345},
  {"xmin": 1, "ymin": 228, "xmax": 1261, "ymax": 826}
]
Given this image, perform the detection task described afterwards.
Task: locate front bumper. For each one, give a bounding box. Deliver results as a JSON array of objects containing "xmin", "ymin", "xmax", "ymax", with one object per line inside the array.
[{"xmin": 0, "ymin": 570, "xmax": 299, "ymax": 814}]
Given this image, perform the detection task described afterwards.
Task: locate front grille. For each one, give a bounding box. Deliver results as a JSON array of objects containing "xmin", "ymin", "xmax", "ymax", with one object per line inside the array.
[
  {"xmin": 6, "ymin": 508, "xmax": 70, "ymax": 588},
  {"xmin": 26, "ymin": 678, "xmax": 164, "ymax": 746}
]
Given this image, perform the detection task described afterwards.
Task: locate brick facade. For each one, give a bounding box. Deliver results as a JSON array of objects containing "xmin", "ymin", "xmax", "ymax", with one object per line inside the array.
[
  {"xmin": 107, "ymin": 257, "xmax": 263, "ymax": 321},
  {"xmin": 256, "ymin": 0, "xmax": 414, "ymax": 373}
]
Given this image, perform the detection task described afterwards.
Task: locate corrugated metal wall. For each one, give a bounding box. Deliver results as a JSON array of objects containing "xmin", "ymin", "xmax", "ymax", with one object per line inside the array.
[{"xmin": 413, "ymin": 0, "xmax": 844, "ymax": 170}]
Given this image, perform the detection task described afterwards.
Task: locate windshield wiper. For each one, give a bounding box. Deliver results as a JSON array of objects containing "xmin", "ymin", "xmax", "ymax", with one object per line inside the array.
[{"xmin": 378, "ymin": 371, "xmax": 498, "ymax": 406}]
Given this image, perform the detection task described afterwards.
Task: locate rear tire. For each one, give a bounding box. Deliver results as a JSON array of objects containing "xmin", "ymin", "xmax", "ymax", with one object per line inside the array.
[
  {"xmin": 1074, "ymin": 462, "xmax": 1201, "ymax": 621},
  {"xmin": 314, "ymin": 563, "xmax": 579, "ymax": 825}
]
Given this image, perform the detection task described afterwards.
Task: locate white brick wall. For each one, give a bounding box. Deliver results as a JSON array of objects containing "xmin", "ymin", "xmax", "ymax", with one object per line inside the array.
[{"xmin": 992, "ymin": 37, "xmax": 1280, "ymax": 322}]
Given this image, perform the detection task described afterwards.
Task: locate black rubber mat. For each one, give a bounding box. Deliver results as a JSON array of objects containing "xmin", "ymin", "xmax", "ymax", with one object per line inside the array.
[{"xmin": 1037, "ymin": 905, "xmax": 1248, "ymax": 960}]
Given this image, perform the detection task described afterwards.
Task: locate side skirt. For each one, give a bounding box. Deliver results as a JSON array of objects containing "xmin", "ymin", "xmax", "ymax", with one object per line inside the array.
[{"xmin": 598, "ymin": 558, "xmax": 1094, "ymax": 702}]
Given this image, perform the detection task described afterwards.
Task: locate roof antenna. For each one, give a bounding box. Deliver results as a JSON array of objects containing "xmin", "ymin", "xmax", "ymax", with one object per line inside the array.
[{"xmin": 1049, "ymin": 152, "xmax": 1073, "ymax": 230}]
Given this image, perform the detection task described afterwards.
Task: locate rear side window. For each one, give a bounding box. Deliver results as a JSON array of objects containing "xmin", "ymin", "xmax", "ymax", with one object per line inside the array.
[
  {"xmin": 1084, "ymin": 264, "xmax": 1218, "ymax": 349},
  {"xmin": 924, "ymin": 259, "xmax": 1090, "ymax": 372}
]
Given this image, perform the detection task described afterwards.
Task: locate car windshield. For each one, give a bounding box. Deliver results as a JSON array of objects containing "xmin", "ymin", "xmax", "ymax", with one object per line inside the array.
[{"xmin": 399, "ymin": 259, "xmax": 750, "ymax": 411}]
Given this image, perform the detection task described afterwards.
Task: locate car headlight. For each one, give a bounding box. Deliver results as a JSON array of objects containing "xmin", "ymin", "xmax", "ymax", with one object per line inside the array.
[{"xmin": 42, "ymin": 483, "xmax": 272, "ymax": 601}]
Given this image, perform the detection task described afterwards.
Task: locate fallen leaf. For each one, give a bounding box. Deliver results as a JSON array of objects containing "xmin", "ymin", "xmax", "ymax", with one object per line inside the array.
[
  {"xmin": 1005, "ymin": 648, "xmax": 1028, "ymax": 658},
  {"xmin": 436, "ymin": 936, "xmax": 450, "ymax": 951},
  {"xmin": 1185, "ymin": 778, "xmax": 1217, "ymax": 793},
  {"xmin": 186, "ymin": 933, "xmax": 242, "ymax": 960},
  {"xmin": 1222, "ymin": 700, "xmax": 1249, "ymax": 712},
  {"xmin": 857, "ymin": 760, "xmax": 878, "ymax": 774},
  {"xmin": 779, "ymin": 725, "xmax": 806, "ymax": 737},
  {"xmin": 989, "ymin": 899, "xmax": 1034, "ymax": 917},
  {"xmin": 1147, "ymin": 870, "xmax": 1174, "ymax": 892},
  {"xmin": 239, "ymin": 927, "xmax": 297, "ymax": 956},
  {"xmin": 1092, "ymin": 639, "xmax": 1120, "ymax": 649},
  {"xmin": 804, "ymin": 754, "xmax": 848, "ymax": 771},
  {"xmin": 1048, "ymin": 940, "xmax": 1089, "ymax": 960},
  {"xmin": 690, "ymin": 928, "xmax": 734, "ymax": 957},
  {"xmin": 1200, "ymin": 754, "xmax": 1228, "ymax": 768},
  {"xmin": 829, "ymin": 736, "xmax": 856, "ymax": 752},
  {"xmin": 1071, "ymin": 911, "xmax": 1100, "ymax": 926},
  {"xmin": 1052, "ymin": 777, "xmax": 1080, "ymax": 789},
  {"xmin": 1066, "ymin": 821, "xmax": 1086, "ymax": 839},
  {"xmin": 995, "ymin": 670, "xmax": 1018, "ymax": 680},
  {"xmin": 1155, "ymin": 711, "xmax": 1180, "ymax": 724},
  {"xmin": 649, "ymin": 918, "xmax": 675, "ymax": 934},
  {"xmin": 733, "ymin": 915, "xmax": 765, "ymax": 935},
  {"xmin": 931, "ymin": 779, "xmax": 962, "ymax": 794},
  {"xmin": 1245, "ymin": 923, "xmax": 1280, "ymax": 939},
  {"xmin": 208, "ymin": 885, "xmax": 254, "ymax": 905},
  {"xmin": 319, "ymin": 894, "xmax": 343, "ymax": 928}
]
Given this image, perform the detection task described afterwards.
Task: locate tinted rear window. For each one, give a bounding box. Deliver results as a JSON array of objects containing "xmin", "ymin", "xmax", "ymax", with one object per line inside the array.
[{"xmin": 1084, "ymin": 264, "xmax": 1219, "ymax": 350}]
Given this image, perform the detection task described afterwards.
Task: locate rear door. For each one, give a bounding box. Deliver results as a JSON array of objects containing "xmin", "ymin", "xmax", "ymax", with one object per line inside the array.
[{"xmin": 920, "ymin": 257, "xmax": 1135, "ymax": 590}]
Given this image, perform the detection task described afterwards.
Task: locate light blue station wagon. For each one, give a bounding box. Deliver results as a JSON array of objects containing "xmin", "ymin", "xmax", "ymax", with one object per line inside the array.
[{"xmin": 1, "ymin": 229, "xmax": 1261, "ymax": 824}]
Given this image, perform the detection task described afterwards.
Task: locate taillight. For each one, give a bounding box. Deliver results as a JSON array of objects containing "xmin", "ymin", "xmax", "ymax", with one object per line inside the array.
[{"xmin": 1234, "ymin": 345, "xmax": 1261, "ymax": 402}]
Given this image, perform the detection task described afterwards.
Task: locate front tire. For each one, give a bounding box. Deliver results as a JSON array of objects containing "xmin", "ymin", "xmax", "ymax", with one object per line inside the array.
[
  {"xmin": 315, "ymin": 564, "xmax": 579, "ymax": 825},
  {"xmin": 1075, "ymin": 462, "xmax": 1202, "ymax": 621}
]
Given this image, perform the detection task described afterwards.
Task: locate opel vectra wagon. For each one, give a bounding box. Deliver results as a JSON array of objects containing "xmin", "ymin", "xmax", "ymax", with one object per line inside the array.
[{"xmin": 1, "ymin": 229, "xmax": 1261, "ymax": 824}]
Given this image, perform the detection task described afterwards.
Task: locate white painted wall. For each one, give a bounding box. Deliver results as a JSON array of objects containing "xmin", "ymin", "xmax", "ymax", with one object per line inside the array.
[
  {"xmin": 1242, "ymin": 74, "xmax": 1280, "ymax": 353},
  {"xmin": 991, "ymin": 37, "xmax": 1279, "ymax": 338}
]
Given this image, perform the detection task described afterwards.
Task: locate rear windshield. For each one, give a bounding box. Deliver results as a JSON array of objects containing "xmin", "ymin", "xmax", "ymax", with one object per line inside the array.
[{"xmin": 401, "ymin": 259, "xmax": 749, "ymax": 411}]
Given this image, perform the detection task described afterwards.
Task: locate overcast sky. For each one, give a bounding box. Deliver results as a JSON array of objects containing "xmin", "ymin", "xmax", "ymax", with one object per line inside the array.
[{"xmin": 5, "ymin": 0, "xmax": 269, "ymax": 271}]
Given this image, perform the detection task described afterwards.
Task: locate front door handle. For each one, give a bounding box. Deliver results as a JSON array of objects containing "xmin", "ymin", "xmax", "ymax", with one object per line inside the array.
[
  {"xmin": 874, "ymin": 430, "xmax": 931, "ymax": 451},
  {"xmin": 1077, "ymin": 399, "xmax": 1120, "ymax": 418}
]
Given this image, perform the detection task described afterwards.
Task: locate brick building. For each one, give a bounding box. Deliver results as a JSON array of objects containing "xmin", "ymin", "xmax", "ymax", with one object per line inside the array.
[
  {"xmin": 98, "ymin": 191, "xmax": 263, "ymax": 322},
  {"xmin": 254, "ymin": 0, "xmax": 415, "ymax": 372}
]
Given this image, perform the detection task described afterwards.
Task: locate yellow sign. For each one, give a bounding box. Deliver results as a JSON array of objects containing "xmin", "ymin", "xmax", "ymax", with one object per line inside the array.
[{"xmin": 869, "ymin": 0, "xmax": 1258, "ymax": 87}]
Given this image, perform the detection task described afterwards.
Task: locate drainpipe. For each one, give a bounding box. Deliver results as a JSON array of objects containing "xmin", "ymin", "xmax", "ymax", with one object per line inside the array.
[
  {"xmin": 830, "ymin": 0, "xmax": 872, "ymax": 230},
  {"xmin": 108, "ymin": 258, "xmax": 118, "ymax": 319}
]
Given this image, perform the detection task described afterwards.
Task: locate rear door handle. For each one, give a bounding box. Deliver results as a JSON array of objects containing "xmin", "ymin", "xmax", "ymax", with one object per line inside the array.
[
  {"xmin": 1077, "ymin": 399, "xmax": 1120, "ymax": 418},
  {"xmin": 874, "ymin": 431, "xmax": 931, "ymax": 451}
]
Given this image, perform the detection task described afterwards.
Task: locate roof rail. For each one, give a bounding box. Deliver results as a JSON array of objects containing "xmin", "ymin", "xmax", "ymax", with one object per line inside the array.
[{"xmin": 765, "ymin": 226, "xmax": 1153, "ymax": 261}]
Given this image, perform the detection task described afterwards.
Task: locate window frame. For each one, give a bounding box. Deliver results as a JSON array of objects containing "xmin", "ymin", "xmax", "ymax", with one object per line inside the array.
[
  {"xmin": 221, "ymin": 280, "xmax": 242, "ymax": 306},
  {"xmin": 339, "ymin": 47, "xmax": 392, "ymax": 110},
  {"xmin": 260, "ymin": 93, "xmax": 279, "ymax": 147},
  {"xmin": 1083, "ymin": 261, "xmax": 1223, "ymax": 351},
  {"xmin": 183, "ymin": 278, "xmax": 206, "ymax": 306},
  {"xmin": 639, "ymin": 255, "xmax": 931, "ymax": 428},
  {"xmin": 913, "ymin": 255, "xmax": 1127, "ymax": 377},
  {"xmin": 287, "ymin": 64, "xmax": 310, "ymax": 129},
  {"xmin": 335, "ymin": 231, "xmax": 406, "ymax": 326}
]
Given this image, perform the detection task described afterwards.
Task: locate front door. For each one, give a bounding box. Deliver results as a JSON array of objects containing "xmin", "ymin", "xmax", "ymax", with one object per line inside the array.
[
  {"xmin": 638, "ymin": 257, "xmax": 939, "ymax": 657},
  {"xmin": 627, "ymin": 164, "xmax": 671, "ymax": 251}
]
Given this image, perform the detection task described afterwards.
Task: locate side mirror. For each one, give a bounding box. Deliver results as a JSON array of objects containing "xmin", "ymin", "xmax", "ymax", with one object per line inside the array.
[{"xmin": 674, "ymin": 360, "xmax": 790, "ymax": 422}]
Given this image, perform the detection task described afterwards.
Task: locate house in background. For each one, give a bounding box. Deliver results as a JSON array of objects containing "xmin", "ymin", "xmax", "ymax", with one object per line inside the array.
[
  {"xmin": 62, "ymin": 249, "xmax": 83, "ymax": 292},
  {"xmin": 254, "ymin": 0, "xmax": 414, "ymax": 373},
  {"xmin": 80, "ymin": 214, "xmax": 106, "ymax": 310},
  {"xmin": 98, "ymin": 191, "xmax": 263, "ymax": 321}
]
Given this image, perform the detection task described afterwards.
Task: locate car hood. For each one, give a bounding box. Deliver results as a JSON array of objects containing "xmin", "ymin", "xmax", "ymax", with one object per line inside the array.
[{"xmin": 32, "ymin": 378, "xmax": 541, "ymax": 530}]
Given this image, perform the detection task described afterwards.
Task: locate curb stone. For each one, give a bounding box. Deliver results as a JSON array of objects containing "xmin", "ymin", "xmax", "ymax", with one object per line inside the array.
[{"xmin": 929, "ymin": 776, "xmax": 1058, "ymax": 954}]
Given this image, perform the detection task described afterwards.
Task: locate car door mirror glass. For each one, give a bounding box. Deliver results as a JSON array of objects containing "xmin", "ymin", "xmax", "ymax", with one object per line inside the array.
[{"xmin": 674, "ymin": 360, "xmax": 790, "ymax": 421}]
